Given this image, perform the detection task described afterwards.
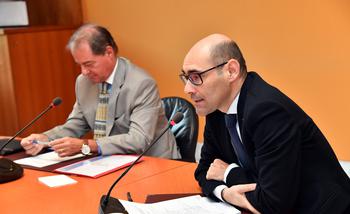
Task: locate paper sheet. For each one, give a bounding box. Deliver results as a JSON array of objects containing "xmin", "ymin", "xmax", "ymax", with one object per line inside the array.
[
  {"xmin": 38, "ymin": 174, "xmax": 77, "ymax": 187},
  {"xmin": 55, "ymin": 155, "xmax": 139, "ymax": 178},
  {"xmin": 14, "ymin": 151, "xmax": 84, "ymax": 167},
  {"xmin": 118, "ymin": 195, "xmax": 241, "ymax": 214}
]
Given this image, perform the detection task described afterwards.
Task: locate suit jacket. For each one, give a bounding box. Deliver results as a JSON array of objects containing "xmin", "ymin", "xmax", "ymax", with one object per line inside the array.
[
  {"xmin": 195, "ymin": 72, "xmax": 350, "ymax": 213},
  {"xmin": 44, "ymin": 57, "xmax": 180, "ymax": 159}
]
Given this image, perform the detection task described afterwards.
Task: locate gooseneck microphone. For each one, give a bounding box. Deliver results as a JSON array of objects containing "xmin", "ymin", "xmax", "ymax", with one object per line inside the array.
[
  {"xmin": 0, "ymin": 97, "xmax": 62, "ymax": 183},
  {"xmin": 99, "ymin": 112, "xmax": 184, "ymax": 214}
]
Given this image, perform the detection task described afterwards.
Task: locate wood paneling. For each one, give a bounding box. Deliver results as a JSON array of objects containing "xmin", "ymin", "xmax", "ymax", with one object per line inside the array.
[
  {"xmin": 25, "ymin": 0, "xmax": 82, "ymax": 26},
  {"xmin": 0, "ymin": 26, "xmax": 80, "ymax": 137},
  {"xmin": 0, "ymin": 31, "xmax": 19, "ymax": 133}
]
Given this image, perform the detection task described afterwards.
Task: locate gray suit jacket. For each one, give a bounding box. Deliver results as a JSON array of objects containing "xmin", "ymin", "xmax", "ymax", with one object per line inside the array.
[{"xmin": 44, "ymin": 57, "xmax": 180, "ymax": 159}]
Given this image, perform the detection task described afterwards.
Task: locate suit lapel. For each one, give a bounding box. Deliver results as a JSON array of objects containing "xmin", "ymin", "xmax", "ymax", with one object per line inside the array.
[
  {"xmin": 237, "ymin": 72, "xmax": 256, "ymax": 141},
  {"xmin": 106, "ymin": 57, "xmax": 126, "ymax": 136}
]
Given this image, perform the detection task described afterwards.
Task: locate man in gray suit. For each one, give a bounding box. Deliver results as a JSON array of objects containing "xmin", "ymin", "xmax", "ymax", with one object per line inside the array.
[{"xmin": 21, "ymin": 24, "xmax": 180, "ymax": 159}]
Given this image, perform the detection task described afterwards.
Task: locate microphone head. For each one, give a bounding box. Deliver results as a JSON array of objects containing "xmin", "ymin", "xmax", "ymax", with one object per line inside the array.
[
  {"xmin": 52, "ymin": 97, "xmax": 62, "ymax": 107},
  {"xmin": 171, "ymin": 112, "xmax": 184, "ymax": 124}
]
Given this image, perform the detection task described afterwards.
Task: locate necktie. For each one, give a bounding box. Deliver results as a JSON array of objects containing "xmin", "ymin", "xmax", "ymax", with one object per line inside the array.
[
  {"xmin": 94, "ymin": 82, "xmax": 110, "ymax": 139},
  {"xmin": 225, "ymin": 114, "xmax": 251, "ymax": 169}
]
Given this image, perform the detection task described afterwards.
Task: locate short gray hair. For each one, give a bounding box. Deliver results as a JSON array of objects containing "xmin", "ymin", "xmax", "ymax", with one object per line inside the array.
[
  {"xmin": 210, "ymin": 41, "xmax": 247, "ymax": 73},
  {"xmin": 67, "ymin": 24, "xmax": 118, "ymax": 55}
]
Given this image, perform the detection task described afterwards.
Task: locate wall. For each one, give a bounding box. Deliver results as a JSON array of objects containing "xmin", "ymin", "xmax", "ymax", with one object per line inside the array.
[{"xmin": 81, "ymin": 0, "xmax": 350, "ymax": 160}]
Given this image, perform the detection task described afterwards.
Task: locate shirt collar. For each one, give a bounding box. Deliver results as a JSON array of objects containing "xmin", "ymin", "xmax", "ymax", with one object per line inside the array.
[
  {"xmin": 105, "ymin": 58, "xmax": 118, "ymax": 85},
  {"xmin": 226, "ymin": 92, "xmax": 240, "ymax": 114}
]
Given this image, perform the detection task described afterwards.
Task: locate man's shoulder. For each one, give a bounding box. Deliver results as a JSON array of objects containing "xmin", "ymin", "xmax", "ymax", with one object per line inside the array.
[
  {"xmin": 120, "ymin": 57, "xmax": 155, "ymax": 84},
  {"xmin": 76, "ymin": 74, "xmax": 92, "ymax": 85}
]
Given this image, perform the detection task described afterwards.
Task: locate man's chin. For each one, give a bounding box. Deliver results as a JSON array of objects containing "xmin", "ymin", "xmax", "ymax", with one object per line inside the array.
[{"xmin": 195, "ymin": 108, "xmax": 213, "ymax": 117}]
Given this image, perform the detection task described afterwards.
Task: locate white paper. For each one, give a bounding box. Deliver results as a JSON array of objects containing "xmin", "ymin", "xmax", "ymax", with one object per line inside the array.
[
  {"xmin": 55, "ymin": 155, "xmax": 138, "ymax": 177},
  {"xmin": 38, "ymin": 174, "xmax": 77, "ymax": 187},
  {"xmin": 14, "ymin": 151, "xmax": 84, "ymax": 167},
  {"xmin": 118, "ymin": 195, "xmax": 240, "ymax": 214}
]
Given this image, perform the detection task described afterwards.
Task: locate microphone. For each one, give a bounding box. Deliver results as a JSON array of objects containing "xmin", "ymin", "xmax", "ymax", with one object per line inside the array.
[
  {"xmin": 99, "ymin": 112, "xmax": 184, "ymax": 214},
  {"xmin": 0, "ymin": 97, "xmax": 62, "ymax": 183}
]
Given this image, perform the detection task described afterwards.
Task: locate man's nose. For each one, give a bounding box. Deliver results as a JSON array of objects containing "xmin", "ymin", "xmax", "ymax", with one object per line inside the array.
[
  {"xmin": 81, "ymin": 66, "xmax": 89, "ymax": 75},
  {"xmin": 184, "ymin": 80, "xmax": 195, "ymax": 95}
]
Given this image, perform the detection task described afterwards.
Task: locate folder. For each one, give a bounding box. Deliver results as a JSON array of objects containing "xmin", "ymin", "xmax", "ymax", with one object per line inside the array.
[{"xmin": 54, "ymin": 155, "xmax": 142, "ymax": 178}]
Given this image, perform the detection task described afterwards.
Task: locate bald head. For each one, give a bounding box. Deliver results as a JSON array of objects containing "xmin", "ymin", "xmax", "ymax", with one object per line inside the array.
[
  {"xmin": 183, "ymin": 33, "xmax": 247, "ymax": 74},
  {"xmin": 186, "ymin": 34, "xmax": 231, "ymax": 58}
]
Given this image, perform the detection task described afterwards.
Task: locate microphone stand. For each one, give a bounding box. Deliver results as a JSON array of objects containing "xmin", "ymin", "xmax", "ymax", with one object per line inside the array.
[
  {"xmin": 0, "ymin": 104, "xmax": 54, "ymax": 152},
  {"xmin": 99, "ymin": 112, "xmax": 183, "ymax": 214},
  {"xmin": 0, "ymin": 97, "xmax": 62, "ymax": 183}
]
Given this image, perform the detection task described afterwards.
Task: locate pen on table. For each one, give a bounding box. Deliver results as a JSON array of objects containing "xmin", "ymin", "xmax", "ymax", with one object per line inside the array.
[{"xmin": 127, "ymin": 192, "xmax": 133, "ymax": 202}]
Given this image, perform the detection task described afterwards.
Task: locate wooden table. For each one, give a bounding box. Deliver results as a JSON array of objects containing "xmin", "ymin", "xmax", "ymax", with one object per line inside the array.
[{"xmin": 0, "ymin": 156, "xmax": 201, "ymax": 214}]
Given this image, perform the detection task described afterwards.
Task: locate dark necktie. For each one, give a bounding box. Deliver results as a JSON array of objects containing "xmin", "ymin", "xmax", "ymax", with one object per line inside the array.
[{"xmin": 225, "ymin": 114, "xmax": 251, "ymax": 169}]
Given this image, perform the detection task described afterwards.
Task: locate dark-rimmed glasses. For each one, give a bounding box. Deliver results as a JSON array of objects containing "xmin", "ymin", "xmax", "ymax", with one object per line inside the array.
[{"xmin": 179, "ymin": 61, "xmax": 227, "ymax": 86}]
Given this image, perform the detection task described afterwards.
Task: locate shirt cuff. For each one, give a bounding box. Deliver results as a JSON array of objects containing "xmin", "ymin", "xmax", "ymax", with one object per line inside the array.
[
  {"xmin": 96, "ymin": 140, "xmax": 102, "ymax": 155},
  {"xmin": 213, "ymin": 185, "xmax": 228, "ymax": 202},
  {"xmin": 223, "ymin": 163, "xmax": 239, "ymax": 183}
]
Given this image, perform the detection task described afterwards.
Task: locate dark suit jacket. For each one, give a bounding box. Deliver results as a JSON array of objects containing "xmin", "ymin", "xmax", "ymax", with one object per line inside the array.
[{"xmin": 195, "ymin": 72, "xmax": 350, "ymax": 213}]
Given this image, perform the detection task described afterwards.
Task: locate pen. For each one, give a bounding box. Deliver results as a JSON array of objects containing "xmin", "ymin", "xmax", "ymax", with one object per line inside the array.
[
  {"xmin": 32, "ymin": 140, "xmax": 50, "ymax": 146},
  {"xmin": 127, "ymin": 192, "xmax": 133, "ymax": 202}
]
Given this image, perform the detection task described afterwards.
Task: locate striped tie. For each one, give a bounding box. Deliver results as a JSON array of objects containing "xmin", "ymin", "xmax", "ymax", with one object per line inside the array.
[{"xmin": 93, "ymin": 82, "xmax": 109, "ymax": 139}]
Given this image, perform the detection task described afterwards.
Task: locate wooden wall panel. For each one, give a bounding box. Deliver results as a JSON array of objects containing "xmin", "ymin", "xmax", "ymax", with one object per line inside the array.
[
  {"xmin": 0, "ymin": 31, "xmax": 19, "ymax": 134},
  {"xmin": 25, "ymin": 0, "xmax": 83, "ymax": 26},
  {"xmin": 1, "ymin": 26, "xmax": 80, "ymax": 137}
]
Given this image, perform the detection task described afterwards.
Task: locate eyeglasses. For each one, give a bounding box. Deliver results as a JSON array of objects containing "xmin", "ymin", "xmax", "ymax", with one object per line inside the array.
[{"xmin": 179, "ymin": 61, "xmax": 227, "ymax": 86}]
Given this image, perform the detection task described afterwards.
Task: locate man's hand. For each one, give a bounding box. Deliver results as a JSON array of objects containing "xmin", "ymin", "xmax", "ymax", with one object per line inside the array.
[
  {"xmin": 20, "ymin": 134, "xmax": 49, "ymax": 156},
  {"xmin": 222, "ymin": 183, "xmax": 260, "ymax": 214},
  {"xmin": 206, "ymin": 159, "xmax": 229, "ymax": 181},
  {"xmin": 49, "ymin": 137, "xmax": 85, "ymax": 157}
]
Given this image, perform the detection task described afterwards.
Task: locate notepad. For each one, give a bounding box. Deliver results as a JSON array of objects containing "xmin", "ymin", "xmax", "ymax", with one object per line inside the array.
[{"xmin": 38, "ymin": 175, "xmax": 77, "ymax": 187}]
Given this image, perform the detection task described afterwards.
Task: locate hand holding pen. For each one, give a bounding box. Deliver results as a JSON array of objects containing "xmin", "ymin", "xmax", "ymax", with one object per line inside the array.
[{"xmin": 20, "ymin": 133, "xmax": 49, "ymax": 156}]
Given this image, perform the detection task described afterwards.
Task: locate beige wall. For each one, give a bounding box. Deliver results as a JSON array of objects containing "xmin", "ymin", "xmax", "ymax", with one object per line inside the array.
[{"xmin": 82, "ymin": 0, "xmax": 350, "ymax": 160}]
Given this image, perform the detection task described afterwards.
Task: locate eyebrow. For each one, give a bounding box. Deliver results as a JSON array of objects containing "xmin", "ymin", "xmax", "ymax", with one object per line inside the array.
[
  {"xmin": 81, "ymin": 61, "xmax": 95, "ymax": 66},
  {"xmin": 181, "ymin": 69, "xmax": 201, "ymax": 75}
]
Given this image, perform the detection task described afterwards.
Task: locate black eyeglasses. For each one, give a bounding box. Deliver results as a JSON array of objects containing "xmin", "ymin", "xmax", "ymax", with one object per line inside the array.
[{"xmin": 179, "ymin": 61, "xmax": 227, "ymax": 86}]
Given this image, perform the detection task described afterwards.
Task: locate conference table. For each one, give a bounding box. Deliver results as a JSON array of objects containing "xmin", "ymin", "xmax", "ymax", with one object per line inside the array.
[{"xmin": 1, "ymin": 156, "xmax": 201, "ymax": 214}]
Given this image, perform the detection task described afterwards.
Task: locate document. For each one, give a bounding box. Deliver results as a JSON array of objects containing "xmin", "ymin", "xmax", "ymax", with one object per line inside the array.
[
  {"xmin": 118, "ymin": 195, "xmax": 241, "ymax": 214},
  {"xmin": 14, "ymin": 151, "xmax": 84, "ymax": 167},
  {"xmin": 54, "ymin": 155, "xmax": 140, "ymax": 178}
]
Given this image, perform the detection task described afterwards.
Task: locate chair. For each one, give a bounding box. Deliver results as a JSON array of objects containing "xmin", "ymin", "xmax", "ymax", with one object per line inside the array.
[{"xmin": 161, "ymin": 96, "xmax": 199, "ymax": 162}]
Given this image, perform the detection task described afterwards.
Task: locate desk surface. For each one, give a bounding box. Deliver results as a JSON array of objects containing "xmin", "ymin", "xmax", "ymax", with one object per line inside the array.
[{"xmin": 1, "ymin": 156, "xmax": 201, "ymax": 214}]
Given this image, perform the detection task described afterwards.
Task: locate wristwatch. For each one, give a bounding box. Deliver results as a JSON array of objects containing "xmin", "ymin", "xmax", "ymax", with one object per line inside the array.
[{"xmin": 81, "ymin": 140, "xmax": 91, "ymax": 155}]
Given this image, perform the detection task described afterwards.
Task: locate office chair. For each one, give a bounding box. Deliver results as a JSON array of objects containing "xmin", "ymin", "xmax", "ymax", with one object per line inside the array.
[{"xmin": 161, "ymin": 96, "xmax": 199, "ymax": 162}]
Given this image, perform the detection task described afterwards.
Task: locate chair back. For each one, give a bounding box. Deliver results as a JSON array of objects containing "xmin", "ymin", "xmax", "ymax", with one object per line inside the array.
[{"xmin": 162, "ymin": 96, "xmax": 199, "ymax": 162}]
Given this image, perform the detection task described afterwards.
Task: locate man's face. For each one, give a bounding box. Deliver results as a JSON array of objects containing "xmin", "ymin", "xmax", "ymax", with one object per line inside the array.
[
  {"xmin": 71, "ymin": 41, "xmax": 114, "ymax": 83},
  {"xmin": 182, "ymin": 56, "xmax": 231, "ymax": 116}
]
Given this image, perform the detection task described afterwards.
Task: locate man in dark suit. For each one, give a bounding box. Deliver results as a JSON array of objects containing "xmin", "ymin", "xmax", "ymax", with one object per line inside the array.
[{"xmin": 180, "ymin": 34, "xmax": 350, "ymax": 213}]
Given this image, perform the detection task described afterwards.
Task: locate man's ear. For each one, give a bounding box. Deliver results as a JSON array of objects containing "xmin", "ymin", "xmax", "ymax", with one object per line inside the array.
[
  {"xmin": 227, "ymin": 59, "xmax": 240, "ymax": 81},
  {"xmin": 105, "ymin": 46, "xmax": 114, "ymax": 57}
]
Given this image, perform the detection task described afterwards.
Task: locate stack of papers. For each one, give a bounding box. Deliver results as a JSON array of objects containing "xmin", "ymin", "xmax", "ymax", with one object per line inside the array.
[
  {"xmin": 119, "ymin": 195, "xmax": 241, "ymax": 214},
  {"xmin": 14, "ymin": 151, "xmax": 84, "ymax": 167}
]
